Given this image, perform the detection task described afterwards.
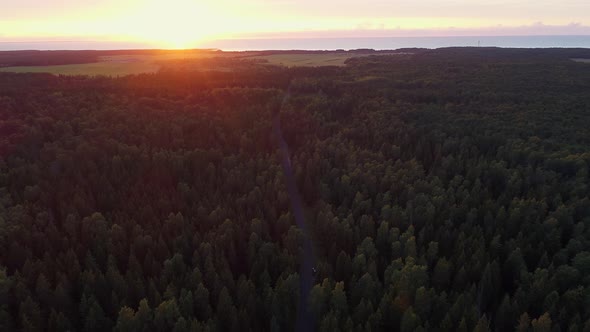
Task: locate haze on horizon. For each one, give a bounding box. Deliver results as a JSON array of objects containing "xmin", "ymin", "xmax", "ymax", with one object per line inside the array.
[{"xmin": 1, "ymin": 0, "xmax": 590, "ymax": 49}]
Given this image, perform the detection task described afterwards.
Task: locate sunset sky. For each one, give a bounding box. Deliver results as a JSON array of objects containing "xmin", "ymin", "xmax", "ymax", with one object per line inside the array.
[{"xmin": 1, "ymin": 0, "xmax": 590, "ymax": 48}]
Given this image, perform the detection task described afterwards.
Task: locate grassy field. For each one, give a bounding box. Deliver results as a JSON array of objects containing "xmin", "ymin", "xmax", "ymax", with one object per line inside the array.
[
  {"xmin": 0, "ymin": 51, "xmax": 395, "ymax": 75},
  {"xmin": 249, "ymin": 52, "xmax": 405, "ymax": 67},
  {"xmin": 98, "ymin": 51, "xmax": 223, "ymax": 63},
  {"xmin": 0, "ymin": 61, "xmax": 160, "ymax": 76},
  {"xmin": 250, "ymin": 53, "xmax": 354, "ymax": 67},
  {"xmin": 0, "ymin": 51, "xmax": 218, "ymax": 76},
  {"xmin": 0, "ymin": 53, "xmax": 352, "ymax": 75}
]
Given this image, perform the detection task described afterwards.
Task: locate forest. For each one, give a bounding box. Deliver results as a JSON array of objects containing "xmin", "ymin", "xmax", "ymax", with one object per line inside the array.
[{"xmin": 1, "ymin": 47, "xmax": 590, "ymax": 331}]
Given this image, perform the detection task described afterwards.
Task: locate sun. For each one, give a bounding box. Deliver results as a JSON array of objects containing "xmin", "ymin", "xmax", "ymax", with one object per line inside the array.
[{"xmin": 127, "ymin": 0, "xmax": 219, "ymax": 49}]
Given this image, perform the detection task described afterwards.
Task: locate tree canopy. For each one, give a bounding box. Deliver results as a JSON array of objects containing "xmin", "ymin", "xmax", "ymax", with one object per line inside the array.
[{"xmin": 1, "ymin": 48, "xmax": 590, "ymax": 331}]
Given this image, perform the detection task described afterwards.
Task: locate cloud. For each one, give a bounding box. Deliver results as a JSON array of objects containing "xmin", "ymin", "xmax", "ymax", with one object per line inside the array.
[{"xmin": 243, "ymin": 22, "xmax": 590, "ymax": 38}]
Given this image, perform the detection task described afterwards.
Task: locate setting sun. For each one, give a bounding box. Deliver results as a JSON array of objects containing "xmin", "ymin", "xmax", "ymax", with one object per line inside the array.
[
  {"xmin": 125, "ymin": 0, "xmax": 218, "ymax": 48},
  {"xmin": 1, "ymin": 0, "xmax": 590, "ymax": 49}
]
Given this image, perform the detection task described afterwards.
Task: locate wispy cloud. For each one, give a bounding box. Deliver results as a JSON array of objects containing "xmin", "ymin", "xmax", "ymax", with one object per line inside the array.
[{"xmin": 239, "ymin": 22, "xmax": 590, "ymax": 39}]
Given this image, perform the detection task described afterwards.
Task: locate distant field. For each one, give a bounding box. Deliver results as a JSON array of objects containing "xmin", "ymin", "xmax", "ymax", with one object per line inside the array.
[
  {"xmin": 0, "ymin": 61, "xmax": 159, "ymax": 76},
  {"xmin": 572, "ymin": 58, "xmax": 590, "ymax": 63},
  {"xmin": 0, "ymin": 50, "xmax": 396, "ymax": 75},
  {"xmin": 250, "ymin": 53, "xmax": 354, "ymax": 67},
  {"xmin": 0, "ymin": 53, "xmax": 352, "ymax": 75},
  {"xmin": 0, "ymin": 50, "xmax": 219, "ymax": 76},
  {"xmin": 250, "ymin": 52, "xmax": 407, "ymax": 67},
  {"xmin": 98, "ymin": 51, "xmax": 224, "ymax": 63}
]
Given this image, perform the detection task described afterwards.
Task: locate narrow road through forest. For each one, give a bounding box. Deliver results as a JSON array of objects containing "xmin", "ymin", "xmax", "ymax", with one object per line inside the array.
[{"xmin": 272, "ymin": 92, "xmax": 316, "ymax": 332}]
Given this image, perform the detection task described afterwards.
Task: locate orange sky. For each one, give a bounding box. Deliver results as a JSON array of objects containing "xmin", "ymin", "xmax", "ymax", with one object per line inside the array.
[{"xmin": 1, "ymin": 0, "xmax": 590, "ymax": 48}]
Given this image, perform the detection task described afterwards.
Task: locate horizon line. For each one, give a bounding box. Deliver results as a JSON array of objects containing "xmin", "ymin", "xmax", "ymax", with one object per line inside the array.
[{"xmin": 2, "ymin": 33, "xmax": 590, "ymax": 44}]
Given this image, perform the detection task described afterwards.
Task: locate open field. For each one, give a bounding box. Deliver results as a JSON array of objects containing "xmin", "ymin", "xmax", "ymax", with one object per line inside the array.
[
  {"xmin": 250, "ymin": 53, "xmax": 354, "ymax": 66},
  {"xmin": 0, "ymin": 61, "xmax": 160, "ymax": 76},
  {"xmin": 249, "ymin": 52, "xmax": 405, "ymax": 67},
  {"xmin": 3, "ymin": 49, "xmax": 590, "ymax": 76},
  {"xmin": 97, "ymin": 50, "xmax": 226, "ymax": 63},
  {"xmin": 0, "ymin": 51, "xmax": 218, "ymax": 76},
  {"xmin": 0, "ymin": 50, "xmax": 401, "ymax": 75}
]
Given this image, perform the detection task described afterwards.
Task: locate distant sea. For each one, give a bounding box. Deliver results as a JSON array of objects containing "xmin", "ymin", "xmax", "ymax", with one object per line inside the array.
[
  {"xmin": 205, "ymin": 35, "xmax": 590, "ymax": 51},
  {"xmin": 2, "ymin": 35, "xmax": 590, "ymax": 51}
]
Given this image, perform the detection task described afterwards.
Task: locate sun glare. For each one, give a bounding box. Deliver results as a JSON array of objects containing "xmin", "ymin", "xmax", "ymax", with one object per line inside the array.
[{"xmin": 128, "ymin": 0, "xmax": 218, "ymax": 49}]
